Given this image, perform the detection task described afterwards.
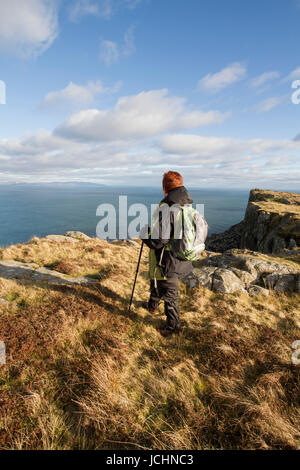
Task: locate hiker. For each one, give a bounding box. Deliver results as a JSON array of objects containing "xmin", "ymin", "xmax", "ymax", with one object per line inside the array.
[{"xmin": 140, "ymin": 171, "xmax": 208, "ymax": 337}]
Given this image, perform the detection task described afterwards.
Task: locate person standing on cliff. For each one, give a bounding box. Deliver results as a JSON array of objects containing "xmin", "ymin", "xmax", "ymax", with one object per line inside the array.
[{"xmin": 140, "ymin": 171, "xmax": 208, "ymax": 337}]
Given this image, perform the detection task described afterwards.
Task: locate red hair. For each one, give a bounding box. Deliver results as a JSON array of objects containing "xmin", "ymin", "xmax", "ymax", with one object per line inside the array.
[{"xmin": 162, "ymin": 171, "xmax": 183, "ymax": 193}]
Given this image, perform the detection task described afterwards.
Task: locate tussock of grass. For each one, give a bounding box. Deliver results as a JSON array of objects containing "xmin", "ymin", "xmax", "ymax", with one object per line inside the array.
[{"xmin": 0, "ymin": 238, "xmax": 299, "ymax": 450}]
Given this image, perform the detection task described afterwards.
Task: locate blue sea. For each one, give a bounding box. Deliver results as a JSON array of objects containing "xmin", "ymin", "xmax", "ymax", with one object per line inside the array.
[{"xmin": 0, "ymin": 183, "xmax": 251, "ymax": 247}]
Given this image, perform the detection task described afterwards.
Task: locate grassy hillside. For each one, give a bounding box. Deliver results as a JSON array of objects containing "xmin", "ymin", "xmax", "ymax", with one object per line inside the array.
[{"xmin": 0, "ymin": 237, "xmax": 300, "ymax": 450}]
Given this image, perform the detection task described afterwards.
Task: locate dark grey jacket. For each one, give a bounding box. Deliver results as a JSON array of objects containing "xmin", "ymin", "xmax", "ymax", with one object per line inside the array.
[{"xmin": 143, "ymin": 186, "xmax": 193, "ymax": 279}]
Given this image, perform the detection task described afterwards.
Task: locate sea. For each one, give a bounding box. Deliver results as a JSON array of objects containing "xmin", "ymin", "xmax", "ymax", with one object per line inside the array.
[{"xmin": 0, "ymin": 183, "xmax": 290, "ymax": 248}]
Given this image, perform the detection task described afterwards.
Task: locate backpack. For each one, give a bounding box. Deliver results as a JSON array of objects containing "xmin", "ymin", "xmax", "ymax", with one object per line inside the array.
[{"xmin": 169, "ymin": 205, "xmax": 208, "ymax": 261}]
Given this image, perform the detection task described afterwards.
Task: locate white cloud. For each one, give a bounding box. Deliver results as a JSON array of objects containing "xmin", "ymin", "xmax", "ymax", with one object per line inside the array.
[
  {"xmin": 251, "ymin": 71, "xmax": 280, "ymax": 88},
  {"xmin": 157, "ymin": 133, "xmax": 300, "ymax": 187},
  {"xmin": 161, "ymin": 134, "xmax": 244, "ymax": 157},
  {"xmin": 100, "ymin": 39, "xmax": 120, "ymax": 65},
  {"xmin": 125, "ymin": 0, "xmax": 142, "ymax": 9},
  {"xmin": 1, "ymin": 129, "xmax": 300, "ymax": 188},
  {"xmin": 122, "ymin": 26, "xmax": 136, "ymax": 57},
  {"xmin": 68, "ymin": 0, "xmax": 143, "ymax": 22},
  {"xmin": 41, "ymin": 80, "xmax": 122, "ymax": 110},
  {"xmin": 100, "ymin": 26, "xmax": 136, "ymax": 65},
  {"xmin": 255, "ymin": 96, "xmax": 284, "ymax": 113},
  {"xmin": 55, "ymin": 89, "xmax": 228, "ymax": 141},
  {"xmin": 285, "ymin": 66, "xmax": 300, "ymax": 81},
  {"xmin": 160, "ymin": 133, "xmax": 297, "ymax": 158},
  {"xmin": 0, "ymin": 0, "xmax": 58, "ymax": 58},
  {"xmin": 68, "ymin": 0, "xmax": 112, "ymax": 22},
  {"xmin": 197, "ymin": 62, "xmax": 247, "ymax": 93}
]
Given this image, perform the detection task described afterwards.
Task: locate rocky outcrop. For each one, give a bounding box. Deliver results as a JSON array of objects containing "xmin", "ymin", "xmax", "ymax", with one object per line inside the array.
[
  {"xmin": 184, "ymin": 266, "xmax": 216, "ymax": 289},
  {"xmin": 0, "ymin": 260, "xmax": 39, "ymax": 279},
  {"xmin": 248, "ymin": 285, "xmax": 270, "ymax": 297},
  {"xmin": 201, "ymin": 250, "xmax": 296, "ymax": 278},
  {"xmin": 240, "ymin": 190, "xmax": 300, "ymax": 253},
  {"xmin": 264, "ymin": 273, "xmax": 298, "ymax": 293},
  {"xmin": 45, "ymin": 235, "xmax": 79, "ymax": 243},
  {"xmin": 182, "ymin": 250, "xmax": 300, "ymax": 295},
  {"xmin": 0, "ymin": 260, "xmax": 98, "ymax": 286},
  {"xmin": 212, "ymin": 268, "xmax": 247, "ymax": 294},
  {"xmin": 206, "ymin": 189, "xmax": 300, "ymax": 254},
  {"xmin": 64, "ymin": 231, "xmax": 92, "ymax": 241}
]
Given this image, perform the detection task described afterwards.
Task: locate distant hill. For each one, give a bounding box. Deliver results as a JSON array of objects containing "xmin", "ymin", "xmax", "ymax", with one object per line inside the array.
[{"xmin": 0, "ymin": 181, "xmax": 107, "ymax": 188}]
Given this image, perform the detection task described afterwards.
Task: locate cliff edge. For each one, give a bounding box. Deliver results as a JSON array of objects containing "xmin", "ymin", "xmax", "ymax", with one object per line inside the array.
[{"xmin": 206, "ymin": 188, "xmax": 300, "ymax": 254}]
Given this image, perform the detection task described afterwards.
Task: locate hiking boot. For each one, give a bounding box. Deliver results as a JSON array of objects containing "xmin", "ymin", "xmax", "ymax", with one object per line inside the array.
[
  {"xmin": 141, "ymin": 301, "xmax": 159, "ymax": 314},
  {"xmin": 158, "ymin": 327, "xmax": 181, "ymax": 337}
]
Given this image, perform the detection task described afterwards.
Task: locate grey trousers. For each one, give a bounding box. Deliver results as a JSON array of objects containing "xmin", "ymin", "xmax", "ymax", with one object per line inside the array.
[{"xmin": 148, "ymin": 278, "xmax": 180, "ymax": 331}]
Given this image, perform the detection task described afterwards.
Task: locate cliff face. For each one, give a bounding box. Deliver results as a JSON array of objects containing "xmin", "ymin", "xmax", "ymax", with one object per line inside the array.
[
  {"xmin": 205, "ymin": 220, "xmax": 245, "ymax": 253},
  {"xmin": 206, "ymin": 189, "xmax": 300, "ymax": 254},
  {"xmin": 240, "ymin": 189, "xmax": 300, "ymax": 253}
]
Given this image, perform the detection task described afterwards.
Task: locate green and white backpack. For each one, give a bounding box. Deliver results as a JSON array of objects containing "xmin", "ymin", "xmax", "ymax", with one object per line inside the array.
[{"xmin": 169, "ymin": 204, "xmax": 208, "ymax": 261}]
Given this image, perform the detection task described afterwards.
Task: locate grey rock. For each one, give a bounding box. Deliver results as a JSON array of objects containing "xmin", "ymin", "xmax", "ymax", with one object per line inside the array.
[
  {"xmin": 0, "ymin": 260, "xmax": 97, "ymax": 286},
  {"xmin": 45, "ymin": 235, "xmax": 79, "ymax": 243},
  {"xmin": 248, "ymin": 285, "xmax": 270, "ymax": 297},
  {"xmin": 31, "ymin": 267, "xmax": 68, "ymax": 282},
  {"xmin": 190, "ymin": 251, "xmax": 300, "ymax": 294},
  {"xmin": 264, "ymin": 273, "xmax": 297, "ymax": 292},
  {"xmin": 212, "ymin": 268, "xmax": 247, "ymax": 294},
  {"xmin": 182, "ymin": 273, "xmax": 198, "ymax": 289},
  {"xmin": 231, "ymin": 267, "xmax": 257, "ymax": 286},
  {"xmin": 201, "ymin": 252, "xmax": 295, "ymax": 283},
  {"xmin": 0, "ymin": 260, "xmax": 39, "ymax": 280},
  {"xmin": 31, "ymin": 267, "xmax": 98, "ymax": 286},
  {"xmin": 183, "ymin": 267, "xmax": 217, "ymax": 289},
  {"xmin": 64, "ymin": 231, "xmax": 91, "ymax": 241},
  {"xmin": 183, "ymin": 266, "xmax": 246, "ymax": 293}
]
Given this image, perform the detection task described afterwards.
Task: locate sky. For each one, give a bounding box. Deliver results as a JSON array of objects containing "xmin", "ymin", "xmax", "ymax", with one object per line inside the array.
[{"xmin": 0, "ymin": 0, "xmax": 300, "ymax": 189}]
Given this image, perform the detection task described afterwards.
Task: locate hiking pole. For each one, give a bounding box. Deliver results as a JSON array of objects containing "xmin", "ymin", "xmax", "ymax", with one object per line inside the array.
[{"xmin": 128, "ymin": 242, "xmax": 144, "ymax": 312}]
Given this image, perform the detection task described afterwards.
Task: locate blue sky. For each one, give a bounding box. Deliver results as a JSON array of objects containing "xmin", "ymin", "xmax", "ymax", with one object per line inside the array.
[{"xmin": 0, "ymin": 0, "xmax": 300, "ymax": 188}]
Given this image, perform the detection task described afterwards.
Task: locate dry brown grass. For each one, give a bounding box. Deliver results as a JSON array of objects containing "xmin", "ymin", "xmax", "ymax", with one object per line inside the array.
[
  {"xmin": 254, "ymin": 201, "xmax": 300, "ymax": 216},
  {"xmin": 0, "ymin": 237, "xmax": 299, "ymax": 450}
]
